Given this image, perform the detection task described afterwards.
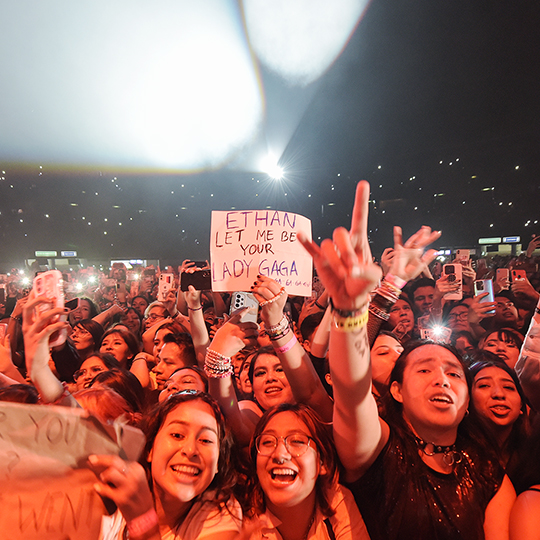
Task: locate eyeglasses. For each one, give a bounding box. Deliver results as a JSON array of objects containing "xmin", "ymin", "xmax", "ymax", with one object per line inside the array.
[
  {"xmin": 256, "ymin": 433, "xmax": 313, "ymax": 457},
  {"xmin": 448, "ymin": 312, "xmax": 468, "ymax": 321},
  {"xmin": 145, "ymin": 313, "xmax": 165, "ymax": 321},
  {"xmin": 73, "ymin": 366, "xmax": 106, "ymax": 380}
]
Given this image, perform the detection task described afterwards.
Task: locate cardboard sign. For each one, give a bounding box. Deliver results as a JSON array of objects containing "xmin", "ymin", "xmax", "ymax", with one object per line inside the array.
[
  {"xmin": 210, "ymin": 210, "xmax": 313, "ymax": 296},
  {"xmin": 0, "ymin": 402, "xmax": 145, "ymax": 540}
]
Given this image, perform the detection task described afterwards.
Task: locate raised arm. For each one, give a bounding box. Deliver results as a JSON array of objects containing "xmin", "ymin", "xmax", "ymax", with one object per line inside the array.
[
  {"xmin": 185, "ymin": 286, "xmax": 210, "ymax": 367},
  {"xmin": 299, "ymin": 181, "xmax": 439, "ymax": 481},
  {"xmin": 22, "ymin": 293, "xmax": 79, "ymax": 406},
  {"xmin": 205, "ymin": 310, "xmax": 260, "ymax": 446},
  {"xmin": 367, "ymin": 225, "xmax": 441, "ymax": 345},
  {"xmin": 252, "ymin": 275, "xmax": 334, "ymax": 422}
]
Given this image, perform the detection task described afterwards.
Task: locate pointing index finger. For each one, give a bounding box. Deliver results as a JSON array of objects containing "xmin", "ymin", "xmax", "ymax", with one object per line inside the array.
[{"xmin": 349, "ymin": 181, "xmax": 372, "ymax": 261}]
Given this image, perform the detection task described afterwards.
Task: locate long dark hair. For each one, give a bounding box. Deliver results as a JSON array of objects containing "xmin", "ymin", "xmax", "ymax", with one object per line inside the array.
[
  {"xmin": 469, "ymin": 352, "xmax": 530, "ymax": 473},
  {"xmin": 90, "ymin": 367, "xmax": 145, "ymax": 414},
  {"xmin": 75, "ymin": 319, "xmax": 104, "ymax": 350},
  {"xmin": 99, "ymin": 327, "xmax": 140, "ymax": 368},
  {"xmin": 141, "ymin": 392, "xmax": 238, "ymax": 512},
  {"xmin": 247, "ymin": 403, "xmax": 338, "ymax": 519}
]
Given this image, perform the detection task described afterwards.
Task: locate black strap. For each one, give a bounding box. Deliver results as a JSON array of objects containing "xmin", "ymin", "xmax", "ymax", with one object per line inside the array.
[{"xmin": 324, "ymin": 518, "xmax": 336, "ymax": 540}]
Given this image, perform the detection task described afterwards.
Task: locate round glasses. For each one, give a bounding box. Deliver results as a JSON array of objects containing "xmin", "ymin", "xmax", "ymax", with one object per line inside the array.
[
  {"xmin": 73, "ymin": 366, "xmax": 106, "ymax": 380},
  {"xmin": 256, "ymin": 433, "xmax": 313, "ymax": 457}
]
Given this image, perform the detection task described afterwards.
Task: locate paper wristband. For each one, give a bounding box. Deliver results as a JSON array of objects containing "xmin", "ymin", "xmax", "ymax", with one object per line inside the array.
[{"xmin": 273, "ymin": 334, "xmax": 298, "ymax": 354}]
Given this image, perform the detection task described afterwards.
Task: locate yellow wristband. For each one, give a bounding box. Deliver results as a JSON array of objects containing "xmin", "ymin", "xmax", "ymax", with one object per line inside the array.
[{"xmin": 332, "ymin": 309, "xmax": 369, "ymax": 332}]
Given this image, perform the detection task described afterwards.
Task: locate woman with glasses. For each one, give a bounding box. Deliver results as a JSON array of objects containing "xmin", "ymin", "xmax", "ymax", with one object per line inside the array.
[
  {"xmin": 69, "ymin": 319, "xmax": 104, "ymax": 361},
  {"xmin": 246, "ymin": 403, "xmax": 369, "ymax": 539},
  {"xmin": 72, "ymin": 352, "xmax": 120, "ymax": 390}
]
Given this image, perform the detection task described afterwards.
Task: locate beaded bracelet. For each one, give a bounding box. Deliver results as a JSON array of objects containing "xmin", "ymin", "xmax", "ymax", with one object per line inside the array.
[
  {"xmin": 259, "ymin": 287, "xmax": 286, "ymax": 307},
  {"xmin": 368, "ymin": 304, "xmax": 390, "ymax": 321},
  {"xmin": 265, "ymin": 315, "xmax": 290, "ymax": 341},
  {"xmin": 375, "ymin": 280, "xmax": 401, "ymax": 303},
  {"xmin": 273, "ymin": 333, "xmax": 298, "ymax": 354},
  {"xmin": 126, "ymin": 508, "xmax": 159, "ymax": 538},
  {"xmin": 187, "ymin": 306, "xmax": 202, "ymax": 311},
  {"xmin": 333, "ymin": 309, "xmax": 369, "ymax": 332},
  {"xmin": 204, "ymin": 349, "xmax": 234, "ymax": 378}
]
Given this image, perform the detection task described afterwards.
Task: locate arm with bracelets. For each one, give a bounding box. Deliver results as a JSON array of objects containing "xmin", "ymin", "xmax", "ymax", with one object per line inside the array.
[
  {"xmin": 252, "ymin": 275, "xmax": 334, "ymax": 423},
  {"xmin": 205, "ymin": 309, "xmax": 260, "ymax": 447},
  {"xmin": 367, "ymin": 225, "xmax": 441, "ymax": 346}
]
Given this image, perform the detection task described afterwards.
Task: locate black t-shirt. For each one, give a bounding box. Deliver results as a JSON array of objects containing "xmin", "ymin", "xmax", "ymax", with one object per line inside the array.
[{"xmin": 347, "ymin": 429, "xmax": 505, "ymax": 540}]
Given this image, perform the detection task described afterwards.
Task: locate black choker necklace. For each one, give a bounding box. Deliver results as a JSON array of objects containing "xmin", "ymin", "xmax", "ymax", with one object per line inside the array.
[{"xmin": 415, "ymin": 437, "xmax": 462, "ymax": 466}]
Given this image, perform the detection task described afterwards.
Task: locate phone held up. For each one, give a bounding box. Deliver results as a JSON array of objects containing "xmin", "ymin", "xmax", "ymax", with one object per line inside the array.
[
  {"xmin": 33, "ymin": 269, "xmax": 68, "ymax": 347},
  {"xmin": 180, "ymin": 269, "xmax": 212, "ymax": 292},
  {"xmin": 230, "ymin": 292, "xmax": 259, "ymax": 324},
  {"xmin": 158, "ymin": 273, "xmax": 174, "ymax": 302},
  {"xmin": 474, "ymin": 279, "xmax": 496, "ymax": 315},
  {"xmin": 443, "ymin": 263, "xmax": 463, "ymax": 301}
]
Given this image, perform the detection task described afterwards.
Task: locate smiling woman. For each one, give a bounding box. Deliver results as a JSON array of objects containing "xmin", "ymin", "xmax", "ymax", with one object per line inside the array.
[
  {"xmin": 91, "ymin": 392, "xmax": 242, "ymax": 540},
  {"xmin": 246, "ymin": 404, "xmax": 370, "ymax": 540}
]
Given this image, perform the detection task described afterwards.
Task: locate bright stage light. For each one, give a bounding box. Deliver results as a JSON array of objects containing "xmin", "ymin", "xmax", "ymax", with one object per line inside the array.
[
  {"xmin": 0, "ymin": 1, "xmax": 263, "ymax": 170},
  {"xmin": 243, "ymin": 0, "xmax": 370, "ymax": 85},
  {"xmin": 261, "ymin": 154, "xmax": 284, "ymax": 179}
]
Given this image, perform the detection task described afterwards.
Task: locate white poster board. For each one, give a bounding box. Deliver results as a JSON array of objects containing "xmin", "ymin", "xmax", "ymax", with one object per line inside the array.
[
  {"xmin": 210, "ymin": 210, "xmax": 312, "ymax": 296},
  {"xmin": 0, "ymin": 402, "xmax": 145, "ymax": 540}
]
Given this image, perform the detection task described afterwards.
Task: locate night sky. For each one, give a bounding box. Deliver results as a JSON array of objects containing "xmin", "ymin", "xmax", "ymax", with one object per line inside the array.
[{"xmin": 1, "ymin": 0, "xmax": 539, "ymax": 270}]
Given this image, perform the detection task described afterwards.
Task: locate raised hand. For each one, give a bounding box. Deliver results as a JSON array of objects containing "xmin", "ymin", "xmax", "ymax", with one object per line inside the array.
[
  {"xmin": 298, "ymin": 181, "xmax": 382, "ymax": 311},
  {"xmin": 251, "ymin": 275, "xmax": 287, "ymax": 327},
  {"xmin": 388, "ymin": 225, "xmax": 441, "ymax": 282},
  {"xmin": 209, "ymin": 308, "xmax": 259, "ymax": 358},
  {"xmin": 468, "ymin": 292, "xmax": 496, "ymax": 325},
  {"xmin": 88, "ymin": 454, "xmax": 154, "ymax": 523}
]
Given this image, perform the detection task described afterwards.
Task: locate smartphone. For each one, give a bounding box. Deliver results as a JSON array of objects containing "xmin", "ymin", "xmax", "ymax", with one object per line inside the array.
[
  {"xmin": 0, "ymin": 285, "xmax": 5, "ymax": 304},
  {"xmin": 180, "ymin": 269, "xmax": 212, "ymax": 291},
  {"xmin": 511, "ymin": 269, "xmax": 526, "ymax": 281},
  {"xmin": 33, "ymin": 270, "xmax": 67, "ymax": 347},
  {"xmin": 158, "ymin": 273, "xmax": 174, "ymax": 302},
  {"xmin": 420, "ymin": 325, "xmax": 452, "ymax": 343},
  {"xmin": 474, "ymin": 279, "xmax": 495, "ymax": 314},
  {"xmin": 0, "ymin": 323, "xmax": 7, "ymax": 340},
  {"xmin": 496, "ymin": 268, "xmax": 510, "ymax": 290},
  {"xmin": 65, "ymin": 298, "xmax": 80, "ymax": 311},
  {"xmin": 230, "ymin": 292, "xmax": 259, "ymax": 323},
  {"xmin": 455, "ymin": 249, "xmax": 470, "ymax": 263},
  {"xmin": 190, "ymin": 260, "xmax": 209, "ymax": 269},
  {"xmin": 443, "ymin": 263, "xmax": 463, "ymax": 300}
]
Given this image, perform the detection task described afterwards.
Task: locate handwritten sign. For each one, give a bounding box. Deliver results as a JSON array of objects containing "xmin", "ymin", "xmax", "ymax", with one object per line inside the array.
[
  {"xmin": 210, "ymin": 210, "xmax": 313, "ymax": 296},
  {"xmin": 0, "ymin": 402, "xmax": 145, "ymax": 540}
]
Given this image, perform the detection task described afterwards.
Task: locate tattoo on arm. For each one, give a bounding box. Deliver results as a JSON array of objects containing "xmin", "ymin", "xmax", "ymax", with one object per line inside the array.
[{"xmin": 354, "ymin": 334, "xmax": 369, "ymax": 356}]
